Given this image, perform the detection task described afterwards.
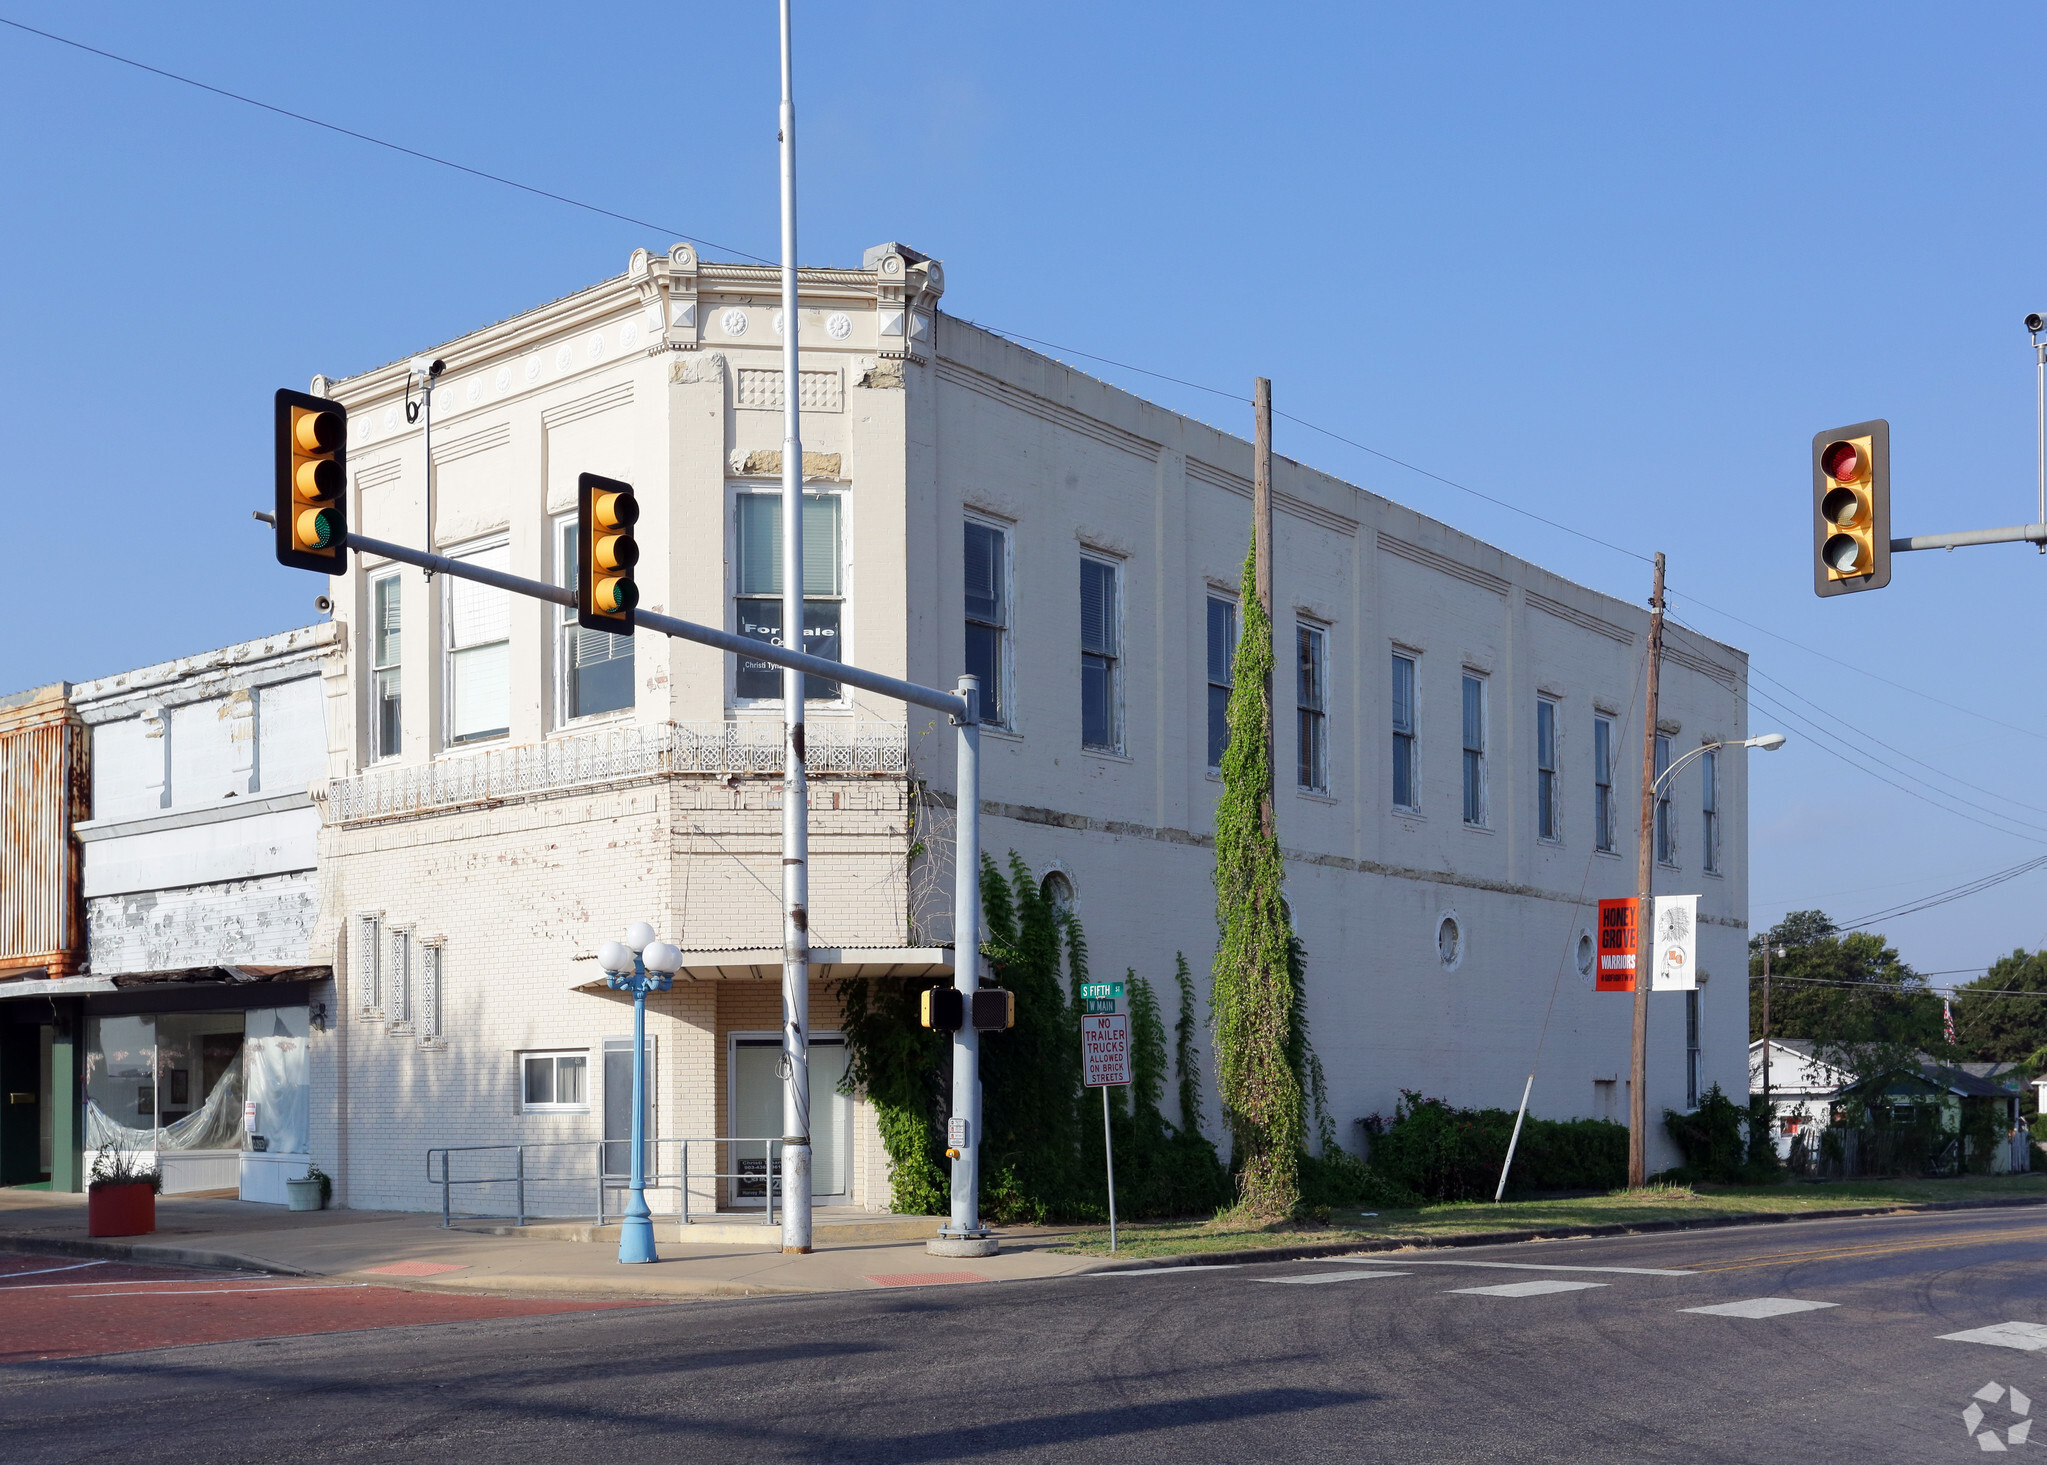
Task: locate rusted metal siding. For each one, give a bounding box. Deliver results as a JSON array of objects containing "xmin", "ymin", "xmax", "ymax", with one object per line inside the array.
[{"xmin": 0, "ymin": 686, "xmax": 86, "ymax": 976}]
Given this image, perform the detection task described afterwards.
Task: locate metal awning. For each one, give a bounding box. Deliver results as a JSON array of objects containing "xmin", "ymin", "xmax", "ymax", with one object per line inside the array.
[
  {"xmin": 0, "ymin": 964, "xmax": 330, "ymax": 1000},
  {"xmin": 571, "ymin": 946, "xmax": 956, "ymax": 991}
]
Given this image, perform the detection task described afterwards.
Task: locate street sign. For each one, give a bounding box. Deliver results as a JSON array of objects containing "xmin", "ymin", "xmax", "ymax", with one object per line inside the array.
[
  {"xmin": 1596, "ymin": 898, "xmax": 1636, "ymax": 993},
  {"xmin": 1082, "ymin": 1013, "xmax": 1132, "ymax": 1087},
  {"xmin": 1650, "ymin": 894, "xmax": 1700, "ymax": 992},
  {"xmin": 947, "ymin": 1116, "xmax": 968, "ymax": 1149},
  {"xmin": 1080, "ymin": 981, "xmax": 1125, "ymax": 1016}
]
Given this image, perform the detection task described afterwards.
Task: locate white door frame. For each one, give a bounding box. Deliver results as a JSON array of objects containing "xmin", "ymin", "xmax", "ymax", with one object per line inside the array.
[{"xmin": 727, "ymin": 1029, "xmax": 847, "ymax": 1205}]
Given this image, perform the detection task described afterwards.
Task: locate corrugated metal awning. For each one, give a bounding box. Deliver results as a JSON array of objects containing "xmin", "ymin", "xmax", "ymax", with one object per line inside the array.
[
  {"xmin": 0, "ymin": 964, "xmax": 332, "ymax": 1000},
  {"xmin": 571, "ymin": 947, "xmax": 956, "ymax": 991}
]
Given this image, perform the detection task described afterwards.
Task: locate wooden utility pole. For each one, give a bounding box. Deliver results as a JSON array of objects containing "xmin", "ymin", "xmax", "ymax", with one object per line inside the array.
[
  {"xmin": 1254, "ymin": 377, "xmax": 1275, "ymax": 836},
  {"xmin": 1628, "ymin": 552, "xmax": 1666, "ymax": 1188}
]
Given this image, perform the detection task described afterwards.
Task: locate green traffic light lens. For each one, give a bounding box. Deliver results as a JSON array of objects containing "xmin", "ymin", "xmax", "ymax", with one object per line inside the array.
[
  {"xmin": 296, "ymin": 507, "xmax": 338, "ymax": 549},
  {"xmin": 1822, "ymin": 531, "xmax": 1863, "ymax": 574}
]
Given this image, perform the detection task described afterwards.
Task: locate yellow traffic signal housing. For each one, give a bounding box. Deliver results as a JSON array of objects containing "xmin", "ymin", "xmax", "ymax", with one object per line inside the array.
[
  {"xmin": 577, "ymin": 473, "xmax": 640, "ymax": 633},
  {"xmin": 275, "ymin": 388, "xmax": 348, "ymax": 573},
  {"xmin": 921, "ymin": 987, "xmax": 965, "ymax": 1032},
  {"xmin": 1812, "ymin": 419, "xmax": 1890, "ymax": 596}
]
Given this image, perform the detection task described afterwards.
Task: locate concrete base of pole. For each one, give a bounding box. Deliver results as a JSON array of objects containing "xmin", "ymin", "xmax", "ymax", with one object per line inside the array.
[
  {"xmin": 782, "ymin": 1246, "xmax": 812, "ymax": 1255},
  {"xmin": 927, "ymin": 1233, "xmax": 999, "ymax": 1258},
  {"xmin": 617, "ymin": 1212, "xmax": 658, "ymax": 1265}
]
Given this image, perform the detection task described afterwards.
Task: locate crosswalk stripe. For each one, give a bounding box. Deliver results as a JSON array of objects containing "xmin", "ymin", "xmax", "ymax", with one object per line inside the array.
[
  {"xmin": 1449, "ymin": 1279, "xmax": 1606, "ymax": 1298},
  {"xmin": 1255, "ymin": 1270, "xmax": 1410, "ymax": 1286},
  {"xmin": 1682, "ymin": 1297, "xmax": 1837, "ymax": 1319}
]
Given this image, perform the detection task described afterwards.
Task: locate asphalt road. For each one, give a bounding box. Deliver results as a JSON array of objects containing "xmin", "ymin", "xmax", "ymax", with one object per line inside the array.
[{"xmin": 6, "ymin": 1206, "xmax": 2047, "ymax": 1462}]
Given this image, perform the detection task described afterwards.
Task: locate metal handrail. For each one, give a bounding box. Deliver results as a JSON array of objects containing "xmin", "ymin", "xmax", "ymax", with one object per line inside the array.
[{"xmin": 426, "ymin": 1137, "xmax": 788, "ymax": 1229}]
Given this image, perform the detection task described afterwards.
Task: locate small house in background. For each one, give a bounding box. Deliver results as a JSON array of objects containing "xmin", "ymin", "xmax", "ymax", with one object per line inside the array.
[{"xmin": 0, "ymin": 625, "xmax": 344, "ymax": 1200}]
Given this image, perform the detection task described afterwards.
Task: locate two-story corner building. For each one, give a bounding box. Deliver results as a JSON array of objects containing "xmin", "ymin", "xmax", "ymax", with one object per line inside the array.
[
  {"xmin": 306, "ymin": 239, "xmax": 1750, "ymax": 1214},
  {"xmin": 0, "ymin": 625, "xmax": 342, "ymax": 1199}
]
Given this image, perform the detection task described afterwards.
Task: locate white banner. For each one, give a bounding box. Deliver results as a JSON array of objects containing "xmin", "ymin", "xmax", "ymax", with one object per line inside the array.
[{"xmin": 1651, "ymin": 894, "xmax": 1700, "ymax": 992}]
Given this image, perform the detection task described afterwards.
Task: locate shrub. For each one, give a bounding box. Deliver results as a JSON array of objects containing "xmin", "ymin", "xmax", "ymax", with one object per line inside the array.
[
  {"xmin": 1663, "ymin": 1083, "xmax": 1783, "ymax": 1185},
  {"xmin": 1362, "ymin": 1091, "xmax": 1627, "ymax": 1202}
]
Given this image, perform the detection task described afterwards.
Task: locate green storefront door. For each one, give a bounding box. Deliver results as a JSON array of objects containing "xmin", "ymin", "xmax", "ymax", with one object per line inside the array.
[{"xmin": 0, "ymin": 1021, "xmax": 48, "ymax": 1186}]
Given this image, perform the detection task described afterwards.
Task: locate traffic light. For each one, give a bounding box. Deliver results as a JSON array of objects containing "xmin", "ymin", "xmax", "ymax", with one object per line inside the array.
[
  {"xmin": 1812, "ymin": 419, "xmax": 1890, "ymax": 596},
  {"xmin": 971, "ymin": 989, "xmax": 1016, "ymax": 1031},
  {"xmin": 921, "ymin": 987, "xmax": 965, "ymax": 1032},
  {"xmin": 275, "ymin": 388, "xmax": 348, "ymax": 573},
  {"xmin": 577, "ymin": 473, "xmax": 640, "ymax": 633}
]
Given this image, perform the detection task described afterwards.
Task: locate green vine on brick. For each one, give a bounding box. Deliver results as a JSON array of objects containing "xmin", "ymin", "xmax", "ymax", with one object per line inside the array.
[{"xmin": 1210, "ymin": 539, "xmax": 1305, "ymax": 1220}]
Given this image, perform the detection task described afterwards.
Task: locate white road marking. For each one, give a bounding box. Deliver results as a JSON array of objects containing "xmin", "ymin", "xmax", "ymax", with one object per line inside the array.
[
  {"xmin": 1082, "ymin": 1265, "xmax": 1245, "ymax": 1277},
  {"xmin": 72, "ymin": 1284, "xmax": 371, "ymax": 1298},
  {"xmin": 0, "ymin": 1260, "xmax": 109, "ymax": 1283},
  {"xmin": 1449, "ymin": 1280, "xmax": 1607, "ymax": 1298},
  {"xmin": 1940, "ymin": 1322, "xmax": 2047, "ymax": 1353},
  {"xmin": 1338, "ymin": 1258, "xmax": 1692, "ymax": 1276},
  {"xmin": 1256, "ymin": 1270, "xmax": 1411, "ymax": 1286},
  {"xmin": 1682, "ymin": 1297, "xmax": 1839, "ymax": 1319}
]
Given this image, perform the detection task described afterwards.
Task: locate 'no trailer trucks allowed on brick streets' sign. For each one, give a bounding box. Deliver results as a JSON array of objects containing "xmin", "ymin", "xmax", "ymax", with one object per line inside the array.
[{"xmin": 1083, "ymin": 1013, "xmax": 1132, "ymax": 1088}]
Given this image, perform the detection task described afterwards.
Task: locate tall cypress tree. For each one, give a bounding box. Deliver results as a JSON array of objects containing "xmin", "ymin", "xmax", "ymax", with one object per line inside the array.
[{"xmin": 1209, "ymin": 540, "xmax": 1303, "ymax": 1218}]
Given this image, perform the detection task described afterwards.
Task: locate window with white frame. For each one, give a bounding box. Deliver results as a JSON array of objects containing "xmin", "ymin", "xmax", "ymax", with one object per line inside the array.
[
  {"xmin": 445, "ymin": 541, "xmax": 511, "ymax": 744},
  {"xmin": 1654, "ymin": 733, "xmax": 1676, "ymax": 864},
  {"xmin": 1701, "ymin": 746, "xmax": 1720, "ymax": 873},
  {"xmin": 1392, "ymin": 652, "xmax": 1418, "ymax": 810},
  {"xmin": 1296, "ymin": 622, "xmax": 1328, "ymax": 792},
  {"xmin": 1536, "ymin": 696, "xmax": 1560, "ymax": 842},
  {"xmin": 355, "ymin": 913, "xmax": 382, "ymax": 1014},
  {"xmin": 1461, "ymin": 672, "xmax": 1488, "ymax": 826},
  {"xmin": 554, "ymin": 516, "xmax": 635, "ymax": 722},
  {"xmin": 1206, "ymin": 596, "xmax": 1236, "ymax": 771},
  {"xmin": 419, "ymin": 942, "xmax": 444, "ymax": 1043},
  {"xmin": 1080, "ymin": 555, "xmax": 1121, "ymax": 751},
  {"xmin": 1594, "ymin": 715, "xmax": 1616, "ymax": 852},
  {"xmin": 964, "ymin": 520, "xmax": 1008, "ymax": 727},
  {"xmin": 521, "ymin": 1050, "xmax": 589, "ymax": 1111},
  {"xmin": 387, "ymin": 927, "xmax": 412, "ymax": 1027},
  {"xmin": 735, "ymin": 492, "xmax": 843, "ymax": 701},
  {"xmin": 370, "ymin": 572, "xmax": 402, "ymax": 761}
]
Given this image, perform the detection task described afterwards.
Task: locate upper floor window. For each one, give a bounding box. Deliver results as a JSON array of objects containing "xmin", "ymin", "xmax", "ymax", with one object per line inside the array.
[
  {"xmin": 445, "ymin": 542, "xmax": 510, "ymax": 745},
  {"xmin": 1536, "ymin": 696, "xmax": 1559, "ymax": 842},
  {"xmin": 1594, "ymin": 715, "xmax": 1616, "ymax": 852},
  {"xmin": 1701, "ymin": 746, "xmax": 1720, "ymax": 873},
  {"xmin": 371, "ymin": 572, "xmax": 402, "ymax": 761},
  {"xmin": 1206, "ymin": 597, "xmax": 1236, "ymax": 771},
  {"xmin": 1080, "ymin": 555, "xmax": 1121, "ymax": 752},
  {"xmin": 1296, "ymin": 623, "xmax": 1328, "ymax": 792},
  {"xmin": 556, "ymin": 516, "xmax": 635, "ymax": 721},
  {"xmin": 1461, "ymin": 672, "xmax": 1488, "ymax": 826},
  {"xmin": 1654, "ymin": 733, "xmax": 1676, "ymax": 864},
  {"xmin": 964, "ymin": 521, "xmax": 1008, "ymax": 727},
  {"xmin": 1391, "ymin": 652, "xmax": 1418, "ymax": 810},
  {"xmin": 735, "ymin": 492, "xmax": 843, "ymax": 702}
]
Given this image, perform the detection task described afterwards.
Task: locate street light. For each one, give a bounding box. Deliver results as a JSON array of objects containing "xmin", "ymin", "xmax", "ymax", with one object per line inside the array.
[
  {"xmin": 599, "ymin": 921, "xmax": 682, "ymax": 1265},
  {"xmin": 1651, "ymin": 732, "xmax": 1788, "ymax": 798}
]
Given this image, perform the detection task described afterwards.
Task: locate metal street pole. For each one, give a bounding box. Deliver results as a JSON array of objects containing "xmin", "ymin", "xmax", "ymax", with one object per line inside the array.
[
  {"xmin": 933, "ymin": 674, "xmax": 994, "ymax": 1255},
  {"xmin": 774, "ymin": 0, "xmax": 813, "ymax": 1258},
  {"xmin": 1628, "ymin": 552, "xmax": 1666, "ymax": 1189},
  {"xmin": 601, "ymin": 925, "xmax": 678, "ymax": 1265}
]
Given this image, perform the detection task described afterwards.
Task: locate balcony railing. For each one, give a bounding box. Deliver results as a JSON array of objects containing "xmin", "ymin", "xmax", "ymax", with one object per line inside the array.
[{"xmin": 323, "ymin": 720, "xmax": 907, "ymax": 824}]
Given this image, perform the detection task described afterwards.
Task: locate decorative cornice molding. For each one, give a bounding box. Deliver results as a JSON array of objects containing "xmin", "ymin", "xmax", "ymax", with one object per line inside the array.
[
  {"xmin": 541, "ymin": 381, "xmax": 633, "ymax": 430},
  {"xmin": 431, "ymin": 421, "xmax": 511, "ymax": 466},
  {"xmin": 934, "ymin": 359, "xmax": 1162, "ymax": 463},
  {"xmin": 1661, "ymin": 643, "xmax": 1740, "ymax": 689},
  {"xmin": 1526, "ymin": 589, "xmax": 1636, "ymax": 645},
  {"xmin": 1377, "ymin": 532, "xmax": 1511, "ymax": 596}
]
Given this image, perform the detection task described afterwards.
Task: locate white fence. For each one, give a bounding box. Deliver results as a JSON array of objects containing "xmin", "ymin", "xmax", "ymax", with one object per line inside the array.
[{"xmin": 324, "ymin": 721, "xmax": 908, "ymax": 824}]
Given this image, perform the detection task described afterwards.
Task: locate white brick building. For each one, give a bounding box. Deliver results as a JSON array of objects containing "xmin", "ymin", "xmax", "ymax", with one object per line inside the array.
[{"xmin": 306, "ymin": 240, "xmax": 1750, "ymax": 1213}]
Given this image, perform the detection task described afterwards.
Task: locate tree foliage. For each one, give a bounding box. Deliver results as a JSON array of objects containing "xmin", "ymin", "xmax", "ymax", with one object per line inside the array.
[
  {"xmin": 1209, "ymin": 541, "xmax": 1305, "ymax": 1220},
  {"xmin": 1953, "ymin": 949, "xmax": 2047, "ymax": 1065},
  {"xmin": 1748, "ymin": 910, "xmax": 1947, "ymax": 1079}
]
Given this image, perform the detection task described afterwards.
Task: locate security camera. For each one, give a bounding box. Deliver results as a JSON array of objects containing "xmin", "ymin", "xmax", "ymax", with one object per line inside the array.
[
  {"xmin": 313, "ymin": 594, "xmax": 334, "ymax": 615},
  {"xmin": 2027, "ymin": 313, "xmax": 2045, "ymax": 334},
  {"xmin": 429, "ymin": 358, "xmax": 447, "ymax": 378}
]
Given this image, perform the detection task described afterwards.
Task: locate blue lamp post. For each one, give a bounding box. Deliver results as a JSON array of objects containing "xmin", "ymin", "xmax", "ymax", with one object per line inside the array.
[{"xmin": 599, "ymin": 921, "xmax": 681, "ymax": 1265}]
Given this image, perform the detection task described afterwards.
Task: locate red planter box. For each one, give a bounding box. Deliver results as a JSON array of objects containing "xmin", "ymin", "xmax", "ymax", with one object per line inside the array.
[{"xmin": 88, "ymin": 1182, "xmax": 156, "ymax": 1238}]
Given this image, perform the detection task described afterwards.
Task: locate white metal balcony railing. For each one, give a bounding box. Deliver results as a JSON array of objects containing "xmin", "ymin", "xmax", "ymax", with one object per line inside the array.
[{"xmin": 323, "ymin": 721, "xmax": 908, "ymax": 824}]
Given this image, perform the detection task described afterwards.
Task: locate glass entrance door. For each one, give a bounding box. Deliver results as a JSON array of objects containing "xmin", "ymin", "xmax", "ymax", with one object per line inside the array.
[{"xmin": 731, "ymin": 1035, "xmax": 850, "ymax": 1203}]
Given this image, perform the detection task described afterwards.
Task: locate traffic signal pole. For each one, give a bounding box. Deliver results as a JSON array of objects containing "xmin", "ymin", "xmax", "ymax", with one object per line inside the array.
[{"xmin": 775, "ymin": 0, "xmax": 813, "ymax": 1257}]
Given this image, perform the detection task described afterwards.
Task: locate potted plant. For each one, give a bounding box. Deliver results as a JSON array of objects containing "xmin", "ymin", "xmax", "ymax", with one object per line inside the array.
[
  {"xmin": 87, "ymin": 1147, "xmax": 162, "ymax": 1237},
  {"xmin": 286, "ymin": 1163, "xmax": 332, "ymax": 1212}
]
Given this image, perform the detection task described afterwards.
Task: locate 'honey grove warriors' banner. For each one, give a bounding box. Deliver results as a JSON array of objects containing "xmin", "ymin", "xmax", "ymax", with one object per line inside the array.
[
  {"xmin": 1596, "ymin": 898, "xmax": 1636, "ymax": 992},
  {"xmin": 1651, "ymin": 894, "xmax": 1700, "ymax": 992}
]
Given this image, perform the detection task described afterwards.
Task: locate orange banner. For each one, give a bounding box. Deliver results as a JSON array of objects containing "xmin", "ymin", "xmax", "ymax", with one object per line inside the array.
[{"xmin": 1596, "ymin": 897, "xmax": 1637, "ymax": 993}]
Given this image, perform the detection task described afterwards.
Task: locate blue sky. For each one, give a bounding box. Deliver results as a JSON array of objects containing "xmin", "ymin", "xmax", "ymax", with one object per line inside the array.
[{"xmin": 2, "ymin": 4, "xmax": 2043, "ymax": 982}]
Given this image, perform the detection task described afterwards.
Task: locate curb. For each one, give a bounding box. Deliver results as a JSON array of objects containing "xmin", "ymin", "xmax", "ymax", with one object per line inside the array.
[
  {"xmin": 0, "ymin": 1231, "xmax": 307, "ymax": 1278},
  {"xmin": 1078, "ymin": 1193, "xmax": 2047, "ymax": 1272}
]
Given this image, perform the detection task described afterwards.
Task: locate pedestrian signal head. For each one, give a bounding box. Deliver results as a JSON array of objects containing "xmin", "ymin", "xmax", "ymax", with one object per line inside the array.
[
  {"xmin": 275, "ymin": 388, "xmax": 348, "ymax": 573},
  {"xmin": 1811, "ymin": 419, "xmax": 1890, "ymax": 597},
  {"xmin": 577, "ymin": 473, "xmax": 640, "ymax": 633}
]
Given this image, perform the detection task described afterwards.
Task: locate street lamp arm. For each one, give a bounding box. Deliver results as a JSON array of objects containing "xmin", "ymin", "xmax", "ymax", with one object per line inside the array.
[{"xmin": 1650, "ymin": 733, "xmax": 1787, "ymax": 798}]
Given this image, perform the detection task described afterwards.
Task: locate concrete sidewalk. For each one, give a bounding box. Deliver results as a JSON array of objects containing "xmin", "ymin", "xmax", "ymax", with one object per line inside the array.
[{"xmin": 0, "ymin": 1189, "xmax": 1110, "ymax": 1299}]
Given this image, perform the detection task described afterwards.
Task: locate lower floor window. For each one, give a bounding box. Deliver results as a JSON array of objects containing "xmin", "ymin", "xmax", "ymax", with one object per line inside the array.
[{"xmin": 522, "ymin": 1051, "xmax": 588, "ymax": 1110}]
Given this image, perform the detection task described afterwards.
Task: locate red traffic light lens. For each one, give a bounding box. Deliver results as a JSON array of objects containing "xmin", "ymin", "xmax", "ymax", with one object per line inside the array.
[{"xmin": 1821, "ymin": 439, "xmax": 1864, "ymax": 483}]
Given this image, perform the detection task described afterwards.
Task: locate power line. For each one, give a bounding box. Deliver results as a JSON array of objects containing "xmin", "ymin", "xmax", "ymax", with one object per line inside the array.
[
  {"xmin": 0, "ymin": 15, "xmax": 771, "ymax": 266},
  {"xmin": 1839, "ymin": 855, "xmax": 2047, "ymax": 930}
]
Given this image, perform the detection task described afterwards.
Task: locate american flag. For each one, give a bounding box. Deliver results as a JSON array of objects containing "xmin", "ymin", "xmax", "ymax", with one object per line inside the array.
[{"xmin": 1944, "ymin": 999, "xmax": 1957, "ymax": 1046}]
